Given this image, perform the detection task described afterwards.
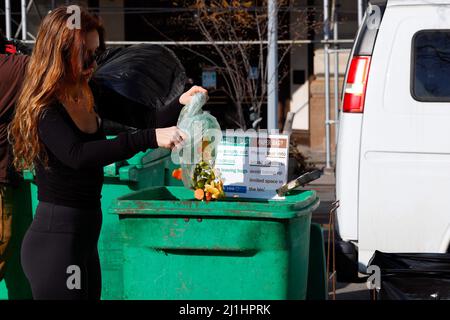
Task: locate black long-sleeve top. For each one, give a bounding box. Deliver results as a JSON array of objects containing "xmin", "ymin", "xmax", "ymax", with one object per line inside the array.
[{"xmin": 35, "ymin": 97, "xmax": 183, "ymax": 209}]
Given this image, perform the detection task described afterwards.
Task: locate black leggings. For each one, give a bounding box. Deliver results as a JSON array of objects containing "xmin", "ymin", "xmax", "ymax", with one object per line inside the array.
[{"xmin": 21, "ymin": 201, "xmax": 102, "ymax": 300}]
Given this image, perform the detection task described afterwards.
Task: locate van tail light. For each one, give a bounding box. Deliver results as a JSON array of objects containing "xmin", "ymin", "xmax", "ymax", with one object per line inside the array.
[{"xmin": 342, "ymin": 56, "xmax": 371, "ymax": 113}]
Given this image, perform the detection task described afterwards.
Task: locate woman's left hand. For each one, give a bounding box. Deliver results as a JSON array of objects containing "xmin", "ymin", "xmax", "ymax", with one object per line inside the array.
[{"xmin": 179, "ymin": 85, "xmax": 208, "ymax": 105}]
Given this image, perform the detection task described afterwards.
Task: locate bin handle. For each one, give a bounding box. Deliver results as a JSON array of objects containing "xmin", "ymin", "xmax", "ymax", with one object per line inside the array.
[
  {"xmin": 276, "ymin": 169, "xmax": 323, "ymax": 196},
  {"xmin": 154, "ymin": 247, "xmax": 258, "ymax": 257}
]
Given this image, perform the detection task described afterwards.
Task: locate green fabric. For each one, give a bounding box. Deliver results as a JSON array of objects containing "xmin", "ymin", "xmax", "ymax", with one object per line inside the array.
[{"xmin": 0, "ymin": 181, "xmax": 33, "ymax": 300}]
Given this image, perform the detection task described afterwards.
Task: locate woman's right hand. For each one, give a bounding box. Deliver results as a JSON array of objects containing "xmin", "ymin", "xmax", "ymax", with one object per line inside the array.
[{"xmin": 155, "ymin": 126, "xmax": 187, "ymax": 150}]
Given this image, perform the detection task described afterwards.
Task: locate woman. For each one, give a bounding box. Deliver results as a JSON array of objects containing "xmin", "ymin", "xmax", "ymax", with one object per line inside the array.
[{"xmin": 9, "ymin": 7, "xmax": 207, "ymax": 300}]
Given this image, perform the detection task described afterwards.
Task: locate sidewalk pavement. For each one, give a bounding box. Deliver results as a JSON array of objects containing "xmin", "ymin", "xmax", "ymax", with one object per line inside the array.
[
  {"xmin": 302, "ymin": 170, "xmax": 336, "ymax": 225},
  {"xmin": 299, "ymin": 169, "xmax": 372, "ymax": 300}
]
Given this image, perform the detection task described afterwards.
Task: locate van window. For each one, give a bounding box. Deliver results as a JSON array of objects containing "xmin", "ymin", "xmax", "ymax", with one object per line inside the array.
[{"xmin": 412, "ymin": 31, "xmax": 450, "ymax": 102}]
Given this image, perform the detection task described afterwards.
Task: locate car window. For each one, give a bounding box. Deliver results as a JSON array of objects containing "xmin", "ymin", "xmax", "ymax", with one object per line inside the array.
[{"xmin": 412, "ymin": 30, "xmax": 450, "ymax": 102}]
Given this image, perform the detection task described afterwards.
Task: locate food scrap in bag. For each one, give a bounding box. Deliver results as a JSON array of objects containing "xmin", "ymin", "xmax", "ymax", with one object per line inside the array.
[{"xmin": 171, "ymin": 93, "xmax": 224, "ymax": 201}]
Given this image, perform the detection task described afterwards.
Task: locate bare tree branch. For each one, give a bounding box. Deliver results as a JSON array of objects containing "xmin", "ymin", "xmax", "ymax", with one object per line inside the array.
[{"xmin": 168, "ymin": 0, "xmax": 311, "ymax": 129}]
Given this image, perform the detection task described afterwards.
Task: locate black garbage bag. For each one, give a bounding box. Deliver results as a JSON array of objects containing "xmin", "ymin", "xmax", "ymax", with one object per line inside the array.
[
  {"xmin": 9, "ymin": 39, "xmax": 33, "ymax": 55},
  {"xmin": 368, "ymin": 251, "xmax": 450, "ymax": 300},
  {"xmin": 91, "ymin": 44, "xmax": 186, "ymax": 133}
]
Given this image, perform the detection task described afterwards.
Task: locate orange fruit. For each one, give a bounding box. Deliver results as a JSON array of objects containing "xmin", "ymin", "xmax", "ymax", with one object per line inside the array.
[
  {"xmin": 172, "ymin": 168, "xmax": 182, "ymax": 180},
  {"xmin": 194, "ymin": 188, "xmax": 205, "ymax": 200}
]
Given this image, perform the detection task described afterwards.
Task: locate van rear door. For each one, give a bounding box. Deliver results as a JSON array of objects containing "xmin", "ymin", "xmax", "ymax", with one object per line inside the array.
[
  {"xmin": 358, "ymin": 2, "xmax": 450, "ymax": 267},
  {"xmin": 336, "ymin": 0, "xmax": 386, "ymax": 242}
]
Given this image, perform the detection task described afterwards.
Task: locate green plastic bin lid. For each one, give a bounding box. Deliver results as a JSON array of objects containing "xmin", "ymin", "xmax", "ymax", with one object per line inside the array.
[
  {"xmin": 23, "ymin": 146, "xmax": 170, "ymax": 180},
  {"xmin": 103, "ymin": 136, "xmax": 172, "ymax": 179},
  {"xmin": 125, "ymin": 148, "xmax": 171, "ymax": 168},
  {"xmin": 109, "ymin": 186, "xmax": 319, "ymax": 219}
]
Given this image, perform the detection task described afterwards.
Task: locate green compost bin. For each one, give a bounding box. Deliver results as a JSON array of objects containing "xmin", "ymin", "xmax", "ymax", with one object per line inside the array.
[
  {"xmin": 109, "ymin": 186, "xmax": 320, "ymax": 300},
  {"xmin": 0, "ymin": 180, "xmax": 33, "ymax": 300},
  {"xmin": 98, "ymin": 147, "xmax": 180, "ymax": 299},
  {"xmin": 19, "ymin": 144, "xmax": 183, "ymax": 300}
]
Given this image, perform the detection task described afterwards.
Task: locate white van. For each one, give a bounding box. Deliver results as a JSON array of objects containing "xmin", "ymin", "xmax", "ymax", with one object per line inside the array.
[{"xmin": 336, "ymin": 0, "xmax": 450, "ymax": 280}]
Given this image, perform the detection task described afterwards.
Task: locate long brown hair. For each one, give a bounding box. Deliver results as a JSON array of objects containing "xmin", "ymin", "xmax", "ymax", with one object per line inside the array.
[{"xmin": 10, "ymin": 6, "xmax": 105, "ymax": 171}]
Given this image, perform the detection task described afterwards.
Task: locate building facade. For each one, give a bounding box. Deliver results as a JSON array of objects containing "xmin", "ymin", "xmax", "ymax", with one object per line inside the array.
[{"xmin": 2, "ymin": 0, "xmax": 363, "ymax": 159}]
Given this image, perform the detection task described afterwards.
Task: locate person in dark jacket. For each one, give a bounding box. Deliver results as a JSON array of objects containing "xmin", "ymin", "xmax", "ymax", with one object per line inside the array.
[
  {"xmin": 10, "ymin": 7, "xmax": 206, "ymax": 300},
  {"xmin": 0, "ymin": 28, "xmax": 32, "ymax": 298}
]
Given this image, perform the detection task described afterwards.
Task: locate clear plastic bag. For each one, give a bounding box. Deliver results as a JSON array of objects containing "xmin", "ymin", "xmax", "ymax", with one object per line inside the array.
[{"xmin": 172, "ymin": 93, "xmax": 223, "ymax": 192}]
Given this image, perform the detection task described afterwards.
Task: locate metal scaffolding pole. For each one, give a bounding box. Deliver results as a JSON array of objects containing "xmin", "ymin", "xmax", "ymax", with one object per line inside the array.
[
  {"xmin": 5, "ymin": 0, "xmax": 11, "ymax": 39},
  {"xmin": 358, "ymin": 0, "xmax": 364, "ymax": 26},
  {"xmin": 324, "ymin": 0, "xmax": 331, "ymax": 169},
  {"xmin": 14, "ymin": 0, "xmax": 35, "ymax": 40},
  {"xmin": 267, "ymin": 0, "xmax": 279, "ymax": 131},
  {"xmin": 22, "ymin": 39, "xmax": 355, "ymax": 46},
  {"xmin": 333, "ymin": 3, "xmax": 340, "ymax": 144},
  {"xmin": 21, "ymin": 0, "xmax": 27, "ymax": 40}
]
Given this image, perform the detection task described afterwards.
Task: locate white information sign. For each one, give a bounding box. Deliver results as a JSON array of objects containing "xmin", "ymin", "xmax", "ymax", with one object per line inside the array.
[{"xmin": 215, "ymin": 131, "xmax": 289, "ymax": 200}]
